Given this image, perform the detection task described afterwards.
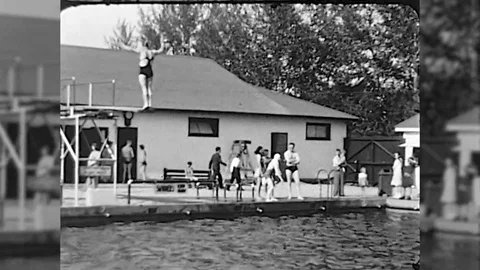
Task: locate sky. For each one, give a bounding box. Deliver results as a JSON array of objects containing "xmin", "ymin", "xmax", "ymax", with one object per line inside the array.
[
  {"xmin": 0, "ymin": 0, "xmax": 59, "ymax": 19},
  {"xmin": 61, "ymin": 5, "xmax": 143, "ymax": 48}
]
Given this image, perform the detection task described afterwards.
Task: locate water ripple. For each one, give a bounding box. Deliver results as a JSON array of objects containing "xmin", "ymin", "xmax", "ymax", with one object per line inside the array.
[{"xmin": 61, "ymin": 210, "xmax": 419, "ymax": 270}]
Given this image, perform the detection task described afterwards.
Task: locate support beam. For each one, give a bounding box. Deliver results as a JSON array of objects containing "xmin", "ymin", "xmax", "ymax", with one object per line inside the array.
[
  {"xmin": 74, "ymin": 116, "xmax": 80, "ymax": 206},
  {"xmin": 36, "ymin": 65, "xmax": 44, "ymax": 99},
  {"xmin": 0, "ymin": 123, "xmax": 23, "ymax": 170},
  {"xmin": 18, "ymin": 108, "xmax": 26, "ymax": 230},
  {"xmin": 0, "ymin": 143, "xmax": 6, "ymax": 227},
  {"xmin": 60, "ymin": 128, "xmax": 78, "ymax": 162}
]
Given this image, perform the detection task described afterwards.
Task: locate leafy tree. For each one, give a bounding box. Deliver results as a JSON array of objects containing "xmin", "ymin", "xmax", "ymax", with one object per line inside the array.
[
  {"xmin": 420, "ymin": 0, "xmax": 479, "ymax": 136},
  {"xmin": 105, "ymin": 3, "xmax": 420, "ymax": 136},
  {"xmin": 104, "ymin": 19, "xmax": 136, "ymax": 50}
]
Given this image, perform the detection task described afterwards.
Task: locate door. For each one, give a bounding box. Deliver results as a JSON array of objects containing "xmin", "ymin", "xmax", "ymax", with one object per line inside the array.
[
  {"xmin": 271, "ymin": 133, "xmax": 288, "ymax": 157},
  {"xmin": 5, "ymin": 123, "xmax": 58, "ymax": 198},
  {"xmin": 472, "ymin": 152, "xmax": 480, "ymax": 170},
  {"xmin": 117, "ymin": 127, "xmax": 138, "ymax": 183},
  {"xmin": 63, "ymin": 125, "xmax": 109, "ymax": 184}
]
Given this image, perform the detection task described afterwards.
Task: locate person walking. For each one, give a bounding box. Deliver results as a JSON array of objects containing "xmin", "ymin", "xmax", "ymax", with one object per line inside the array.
[
  {"xmin": 208, "ymin": 146, "xmax": 227, "ymax": 189},
  {"xmin": 229, "ymin": 152, "xmax": 242, "ymax": 191}
]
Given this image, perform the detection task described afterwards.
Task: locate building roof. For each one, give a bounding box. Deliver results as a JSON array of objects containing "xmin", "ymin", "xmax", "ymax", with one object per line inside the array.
[
  {"xmin": 395, "ymin": 113, "xmax": 419, "ymax": 132},
  {"xmin": 446, "ymin": 106, "xmax": 480, "ymax": 132},
  {"xmin": 61, "ymin": 45, "xmax": 357, "ymax": 120}
]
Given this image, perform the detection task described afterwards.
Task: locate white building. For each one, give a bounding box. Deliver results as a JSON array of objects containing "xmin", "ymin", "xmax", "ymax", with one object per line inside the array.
[
  {"xmin": 61, "ymin": 45, "xmax": 358, "ymax": 182},
  {"xmin": 446, "ymin": 106, "xmax": 480, "ymax": 175},
  {"xmin": 395, "ymin": 113, "xmax": 420, "ymax": 165}
]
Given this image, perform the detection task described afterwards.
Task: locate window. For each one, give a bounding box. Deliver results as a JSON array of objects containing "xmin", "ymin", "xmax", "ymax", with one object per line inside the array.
[
  {"xmin": 188, "ymin": 117, "xmax": 219, "ymax": 137},
  {"xmin": 306, "ymin": 123, "xmax": 331, "ymax": 140}
]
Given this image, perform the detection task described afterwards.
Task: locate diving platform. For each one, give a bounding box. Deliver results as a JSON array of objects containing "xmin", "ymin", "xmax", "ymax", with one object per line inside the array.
[{"xmin": 0, "ymin": 60, "xmax": 60, "ymax": 231}]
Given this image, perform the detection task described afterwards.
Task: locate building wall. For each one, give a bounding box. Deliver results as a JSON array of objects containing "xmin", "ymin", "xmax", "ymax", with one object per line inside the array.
[
  {"xmin": 455, "ymin": 132, "xmax": 480, "ymax": 175},
  {"xmin": 402, "ymin": 131, "xmax": 419, "ymax": 165},
  {"xmin": 63, "ymin": 110, "xmax": 348, "ymax": 180}
]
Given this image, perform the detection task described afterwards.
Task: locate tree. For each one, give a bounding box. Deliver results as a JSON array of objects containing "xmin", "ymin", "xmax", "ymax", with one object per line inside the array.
[
  {"xmin": 105, "ymin": 3, "xmax": 420, "ymax": 136},
  {"xmin": 104, "ymin": 19, "xmax": 136, "ymax": 50}
]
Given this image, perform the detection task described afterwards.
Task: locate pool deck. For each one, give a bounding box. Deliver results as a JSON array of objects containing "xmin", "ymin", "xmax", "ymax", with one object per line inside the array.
[
  {"xmin": 0, "ymin": 199, "xmax": 60, "ymax": 257},
  {"xmin": 61, "ymin": 182, "xmax": 387, "ymax": 227}
]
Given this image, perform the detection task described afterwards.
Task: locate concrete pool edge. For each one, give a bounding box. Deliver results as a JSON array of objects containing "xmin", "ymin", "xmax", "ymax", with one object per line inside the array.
[
  {"xmin": 61, "ymin": 197, "xmax": 386, "ymax": 227},
  {"xmin": 0, "ymin": 230, "xmax": 60, "ymax": 257},
  {"xmin": 385, "ymin": 198, "xmax": 420, "ymax": 211}
]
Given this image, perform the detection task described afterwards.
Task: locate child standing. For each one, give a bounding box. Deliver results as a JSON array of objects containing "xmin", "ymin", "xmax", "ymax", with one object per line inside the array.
[{"xmin": 358, "ymin": 167, "xmax": 369, "ymax": 199}]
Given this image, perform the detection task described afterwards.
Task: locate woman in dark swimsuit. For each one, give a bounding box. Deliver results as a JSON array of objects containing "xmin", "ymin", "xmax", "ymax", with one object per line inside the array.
[
  {"xmin": 119, "ymin": 34, "xmax": 169, "ymax": 109},
  {"xmin": 139, "ymin": 144, "xmax": 147, "ymax": 181}
]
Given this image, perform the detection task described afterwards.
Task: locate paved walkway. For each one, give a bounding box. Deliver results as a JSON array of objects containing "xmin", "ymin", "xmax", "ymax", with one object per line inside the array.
[
  {"xmin": 1, "ymin": 200, "xmax": 60, "ymax": 232},
  {"xmin": 61, "ymin": 182, "xmax": 388, "ymax": 207}
]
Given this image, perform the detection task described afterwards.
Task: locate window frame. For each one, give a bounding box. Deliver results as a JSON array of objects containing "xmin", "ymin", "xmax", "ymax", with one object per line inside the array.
[
  {"xmin": 305, "ymin": 122, "xmax": 331, "ymax": 141},
  {"xmin": 188, "ymin": 117, "xmax": 219, "ymax": 137}
]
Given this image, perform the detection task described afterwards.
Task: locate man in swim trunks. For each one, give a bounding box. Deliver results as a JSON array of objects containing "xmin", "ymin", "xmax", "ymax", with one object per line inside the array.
[
  {"xmin": 208, "ymin": 147, "xmax": 227, "ymax": 189},
  {"xmin": 284, "ymin": 142, "xmax": 303, "ymax": 200},
  {"xmin": 121, "ymin": 140, "xmax": 135, "ymax": 183}
]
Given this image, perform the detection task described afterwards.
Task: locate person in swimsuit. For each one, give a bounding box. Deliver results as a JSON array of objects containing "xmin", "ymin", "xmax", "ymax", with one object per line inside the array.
[
  {"xmin": 253, "ymin": 146, "xmax": 263, "ymax": 198},
  {"xmin": 284, "ymin": 142, "xmax": 303, "ymax": 200},
  {"xmin": 121, "ymin": 140, "xmax": 135, "ymax": 183},
  {"xmin": 263, "ymin": 153, "xmax": 284, "ymax": 202},
  {"xmin": 139, "ymin": 144, "xmax": 147, "ymax": 181},
  {"xmin": 119, "ymin": 34, "xmax": 170, "ymax": 110}
]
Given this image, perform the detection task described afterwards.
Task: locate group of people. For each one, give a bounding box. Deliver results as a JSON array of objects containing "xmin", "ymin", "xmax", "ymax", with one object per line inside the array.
[
  {"xmin": 390, "ymin": 152, "xmax": 420, "ymax": 200},
  {"xmin": 207, "ymin": 143, "xmax": 304, "ymax": 202},
  {"xmin": 85, "ymin": 139, "xmax": 149, "ymax": 187},
  {"xmin": 440, "ymin": 158, "xmax": 480, "ymax": 221}
]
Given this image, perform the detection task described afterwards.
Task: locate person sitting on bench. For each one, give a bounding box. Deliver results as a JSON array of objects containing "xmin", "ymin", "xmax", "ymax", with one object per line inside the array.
[{"xmin": 185, "ymin": 161, "xmax": 198, "ymax": 181}]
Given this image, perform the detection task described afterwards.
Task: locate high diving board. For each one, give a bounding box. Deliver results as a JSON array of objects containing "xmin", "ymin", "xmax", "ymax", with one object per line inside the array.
[{"xmin": 60, "ymin": 105, "xmax": 143, "ymax": 119}]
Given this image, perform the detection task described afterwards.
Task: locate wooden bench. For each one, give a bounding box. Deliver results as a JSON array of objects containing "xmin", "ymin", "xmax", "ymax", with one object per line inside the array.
[{"xmin": 160, "ymin": 168, "xmax": 214, "ymax": 197}]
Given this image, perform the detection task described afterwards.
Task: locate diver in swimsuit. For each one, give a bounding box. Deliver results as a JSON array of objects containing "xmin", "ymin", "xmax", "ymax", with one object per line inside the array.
[
  {"xmin": 119, "ymin": 33, "xmax": 170, "ymax": 110},
  {"xmin": 284, "ymin": 142, "xmax": 303, "ymax": 200}
]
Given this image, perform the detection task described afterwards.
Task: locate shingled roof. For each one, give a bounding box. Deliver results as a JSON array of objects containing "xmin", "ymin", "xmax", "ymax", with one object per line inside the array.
[
  {"xmin": 446, "ymin": 106, "xmax": 480, "ymax": 131},
  {"xmin": 395, "ymin": 113, "xmax": 419, "ymax": 131},
  {"xmin": 61, "ymin": 45, "xmax": 357, "ymax": 120}
]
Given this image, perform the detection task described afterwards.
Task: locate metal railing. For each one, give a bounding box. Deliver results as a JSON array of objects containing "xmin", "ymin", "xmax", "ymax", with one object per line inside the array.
[
  {"xmin": 1, "ymin": 63, "xmax": 60, "ymax": 102},
  {"xmin": 61, "ymin": 79, "xmax": 116, "ymax": 108}
]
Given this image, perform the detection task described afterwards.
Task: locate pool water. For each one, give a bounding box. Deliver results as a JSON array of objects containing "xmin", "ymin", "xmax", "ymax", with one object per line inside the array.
[
  {"xmin": 422, "ymin": 232, "xmax": 480, "ymax": 269},
  {"xmin": 61, "ymin": 209, "xmax": 419, "ymax": 269}
]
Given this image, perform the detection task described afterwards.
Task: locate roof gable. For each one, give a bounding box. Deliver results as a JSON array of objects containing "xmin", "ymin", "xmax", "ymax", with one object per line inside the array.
[
  {"xmin": 446, "ymin": 106, "xmax": 480, "ymax": 132},
  {"xmin": 61, "ymin": 45, "xmax": 357, "ymax": 120},
  {"xmin": 395, "ymin": 113, "xmax": 419, "ymax": 131}
]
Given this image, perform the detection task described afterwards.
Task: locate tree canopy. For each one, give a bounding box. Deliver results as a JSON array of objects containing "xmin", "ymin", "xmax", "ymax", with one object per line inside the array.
[
  {"xmin": 106, "ymin": 3, "xmax": 419, "ymax": 136},
  {"xmin": 421, "ymin": 0, "xmax": 479, "ymax": 136}
]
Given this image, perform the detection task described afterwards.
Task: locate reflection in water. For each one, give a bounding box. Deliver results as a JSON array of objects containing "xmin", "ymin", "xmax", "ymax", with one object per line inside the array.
[
  {"xmin": 61, "ymin": 210, "xmax": 418, "ymax": 270},
  {"xmin": 422, "ymin": 232, "xmax": 480, "ymax": 270},
  {"xmin": 0, "ymin": 257, "xmax": 59, "ymax": 270}
]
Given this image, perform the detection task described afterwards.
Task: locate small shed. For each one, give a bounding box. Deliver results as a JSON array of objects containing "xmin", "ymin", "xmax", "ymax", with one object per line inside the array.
[
  {"xmin": 445, "ymin": 106, "xmax": 480, "ymax": 175},
  {"xmin": 395, "ymin": 113, "xmax": 420, "ymax": 165}
]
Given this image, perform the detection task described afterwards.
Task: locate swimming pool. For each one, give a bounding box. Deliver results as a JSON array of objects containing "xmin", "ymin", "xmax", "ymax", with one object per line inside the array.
[
  {"xmin": 61, "ymin": 209, "xmax": 419, "ymax": 269},
  {"xmin": 422, "ymin": 232, "xmax": 480, "ymax": 269}
]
